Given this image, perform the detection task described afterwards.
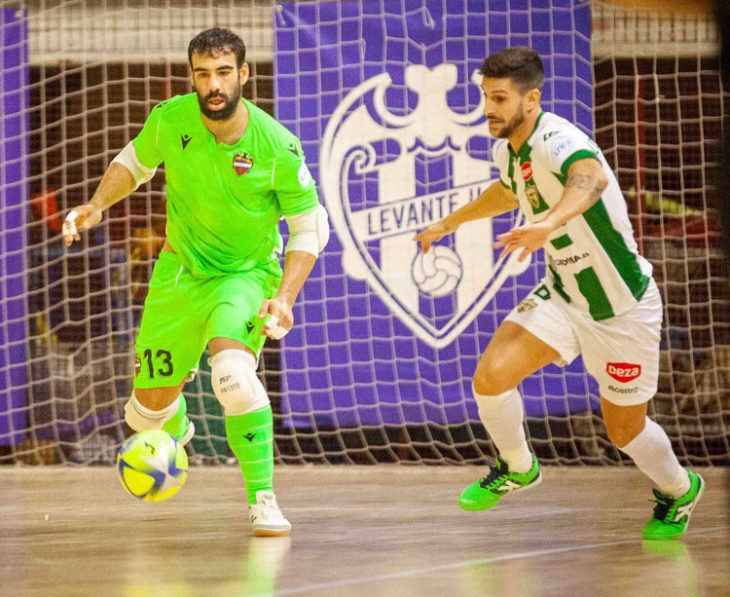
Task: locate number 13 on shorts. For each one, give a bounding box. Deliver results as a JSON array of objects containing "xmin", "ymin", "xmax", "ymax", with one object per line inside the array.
[{"xmin": 134, "ymin": 348, "xmax": 179, "ymax": 386}]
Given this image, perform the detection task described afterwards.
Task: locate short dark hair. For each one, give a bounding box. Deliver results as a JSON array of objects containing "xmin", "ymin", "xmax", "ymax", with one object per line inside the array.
[
  {"xmin": 480, "ymin": 47, "xmax": 544, "ymax": 93},
  {"xmin": 188, "ymin": 27, "xmax": 246, "ymax": 69}
]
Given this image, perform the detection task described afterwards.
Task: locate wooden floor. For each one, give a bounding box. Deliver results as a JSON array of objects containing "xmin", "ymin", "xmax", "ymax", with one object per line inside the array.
[{"xmin": 0, "ymin": 466, "xmax": 728, "ymax": 596}]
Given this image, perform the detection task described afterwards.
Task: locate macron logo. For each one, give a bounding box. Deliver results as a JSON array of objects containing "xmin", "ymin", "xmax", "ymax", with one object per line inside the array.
[{"xmin": 606, "ymin": 362, "xmax": 642, "ymax": 383}]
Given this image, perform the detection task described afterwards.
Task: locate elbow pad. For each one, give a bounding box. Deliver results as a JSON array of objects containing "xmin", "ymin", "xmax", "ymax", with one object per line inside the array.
[
  {"xmin": 111, "ymin": 142, "xmax": 157, "ymax": 188},
  {"xmin": 284, "ymin": 204, "xmax": 330, "ymax": 256}
]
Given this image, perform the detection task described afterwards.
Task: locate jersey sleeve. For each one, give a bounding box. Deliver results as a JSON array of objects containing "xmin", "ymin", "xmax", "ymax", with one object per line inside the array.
[
  {"xmin": 541, "ymin": 127, "xmax": 599, "ymax": 177},
  {"xmin": 131, "ymin": 102, "xmax": 165, "ymax": 170},
  {"xmin": 273, "ymin": 140, "xmax": 319, "ymax": 216},
  {"xmin": 491, "ymin": 140, "xmax": 512, "ymax": 189}
]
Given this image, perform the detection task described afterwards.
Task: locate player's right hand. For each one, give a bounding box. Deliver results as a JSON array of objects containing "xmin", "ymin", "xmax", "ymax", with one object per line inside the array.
[
  {"xmin": 413, "ymin": 220, "xmax": 455, "ymax": 253},
  {"xmin": 62, "ymin": 203, "xmax": 102, "ymax": 247}
]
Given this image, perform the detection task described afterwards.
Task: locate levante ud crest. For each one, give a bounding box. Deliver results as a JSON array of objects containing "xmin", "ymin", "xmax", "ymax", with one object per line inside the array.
[
  {"xmin": 233, "ymin": 152, "xmax": 253, "ymax": 176},
  {"xmin": 320, "ymin": 64, "xmax": 530, "ymax": 348}
]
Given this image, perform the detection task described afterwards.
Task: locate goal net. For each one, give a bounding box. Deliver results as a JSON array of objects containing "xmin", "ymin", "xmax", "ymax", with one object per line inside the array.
[{"xmin": 1, "ymin": 0, "xmax": 727, "ymax": 466}]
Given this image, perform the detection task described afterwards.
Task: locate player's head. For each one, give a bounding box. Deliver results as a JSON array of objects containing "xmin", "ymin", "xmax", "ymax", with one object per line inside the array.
[
  {"xmin": 188, "ymin": 27, "xmax": 248, "ymax": 121},
  {"xmin": 479, "ymin": 47, "xmax": 544, "ymax": 139}
]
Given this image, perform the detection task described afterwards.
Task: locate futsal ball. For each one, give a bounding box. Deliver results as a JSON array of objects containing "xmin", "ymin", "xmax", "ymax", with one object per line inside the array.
[
  {"xmin": 116, "ymin": 429, "xmax": 188, "ymax": 502},
  {"xmin": 411, "ymin": 245, "xmax": 463, "ymax": 297}
]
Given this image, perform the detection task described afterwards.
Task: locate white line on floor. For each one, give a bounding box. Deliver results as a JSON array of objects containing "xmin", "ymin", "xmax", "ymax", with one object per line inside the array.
[{"xmin": 275, "ymin": 526, "xmax": 728, "ymax": 596}]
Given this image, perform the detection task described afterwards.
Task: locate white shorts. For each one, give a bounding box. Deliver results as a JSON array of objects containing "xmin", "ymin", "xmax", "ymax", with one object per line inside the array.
[{"xmin": 504, "ymin": 278, "xmax": 662, "ymax": 406}]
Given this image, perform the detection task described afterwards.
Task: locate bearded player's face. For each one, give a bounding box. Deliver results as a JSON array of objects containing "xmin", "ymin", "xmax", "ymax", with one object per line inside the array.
[
  {"xmin": 191, "ymin": 50, "xmax": 248, "ymax": 121},
  {"xmin": 480, "ymin": 77, "xmax": 528, "ymax": 140}
]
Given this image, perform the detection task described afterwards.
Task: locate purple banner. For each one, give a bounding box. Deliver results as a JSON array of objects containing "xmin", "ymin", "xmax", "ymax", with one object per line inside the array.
[
  {"xmin": 276, "ymin": 0, "xmax": 597, "ymax": 426},
  {"xmin": 0, "ymin": 7, "xmax": 29, "ymax": 445}
]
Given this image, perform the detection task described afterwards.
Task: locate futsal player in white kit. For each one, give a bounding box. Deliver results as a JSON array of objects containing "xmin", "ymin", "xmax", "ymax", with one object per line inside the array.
[{"xmin": 414, "ymin": 47, "xmax": 703, "ymax": 539}]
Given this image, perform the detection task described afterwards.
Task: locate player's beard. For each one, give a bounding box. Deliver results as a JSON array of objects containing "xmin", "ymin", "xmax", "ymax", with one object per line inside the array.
[
  {"xmin": 197, "ymin": 84, "xmax": 241, "ymax": 121},
  {"xmin": 490, "ymin": 105, "xmax": 526, "ymax": 139}
]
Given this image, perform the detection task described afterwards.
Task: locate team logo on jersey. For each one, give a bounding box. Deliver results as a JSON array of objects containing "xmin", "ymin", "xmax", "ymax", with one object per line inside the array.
[
  {"xmin": 134, "ymin": 354, "xmax": 141, "ymax": 377},
  {"xmin": 320, "ymin": 64, "xmax": 532, "ymax": 348},
  {"xmin": 521, "ymin": 162, "xmax": 533, "ymax": 181},
  {"xmin": 525, "ymin": 186, "xmax": 540, "ymax": 209},
  {"xmin": 606, "ymin": 362, "xmax": 642, "ymax": 383},
  {"xmin": 233, "ymin": 152, "xmax": 254, "ymax": 176},
  {"xmin": 517, "ymin": 298, "xmax": 537, "ymax": 313}
]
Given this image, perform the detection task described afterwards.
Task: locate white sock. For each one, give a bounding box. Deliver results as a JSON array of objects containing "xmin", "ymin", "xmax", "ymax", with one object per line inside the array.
[
  {"xmin": 620, "ymin": 417, "xmax": 690, "ymax": 497},
  {"xmin": 474, "ymin": 386, "xmax": 533, "ymax": 473}
]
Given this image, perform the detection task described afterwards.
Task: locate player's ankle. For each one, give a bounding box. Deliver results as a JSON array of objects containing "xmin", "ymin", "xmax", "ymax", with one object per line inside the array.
[{"xmin": 500, "ymin": 445, "xmax": 533, "ymax": 473}]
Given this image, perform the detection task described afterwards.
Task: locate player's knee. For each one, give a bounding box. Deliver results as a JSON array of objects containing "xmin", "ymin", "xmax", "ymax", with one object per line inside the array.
[
  {"xmin": 473, "ymin": 363, "xmax": 513, "ymax": 396},
  {"xmin": 210, "ymin": 349, "xmax": 269, "ymax": 416},
  {"xmin": 606, "ymin": 419, "xmax": 644, "ymax": 449},
  {"xmin": 124, "ymin": 391, "xmax": 179, "ymax": 432}
]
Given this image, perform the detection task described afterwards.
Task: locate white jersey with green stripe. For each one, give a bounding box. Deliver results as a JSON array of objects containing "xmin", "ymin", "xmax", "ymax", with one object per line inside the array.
[{"xmin": 493, "ymin": 111, "xmax": 652, "ymax": 321}]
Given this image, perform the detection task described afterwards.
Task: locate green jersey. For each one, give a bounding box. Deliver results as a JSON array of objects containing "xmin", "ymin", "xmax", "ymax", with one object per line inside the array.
[{"xmin": 132, "ymin": 93, "xmax": 319, "ymax": 277}]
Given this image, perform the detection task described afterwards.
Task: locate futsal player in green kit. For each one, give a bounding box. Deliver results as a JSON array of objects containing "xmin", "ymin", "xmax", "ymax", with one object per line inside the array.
[{"xmin": 62, "ymin": 28, "xmax": 329, "ymax": 536}]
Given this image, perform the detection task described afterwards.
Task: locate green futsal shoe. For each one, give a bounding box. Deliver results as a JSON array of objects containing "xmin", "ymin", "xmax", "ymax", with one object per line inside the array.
[
  {"xmin": 459, "ymin": 454, "xmax": 542, "ymax": 511},
  {"xmin": 163, "ymin": 415, "xmax": 195, "ymax": 446},
  {"xmin": 643, "ymin": 470, "xmax": 705, "ymax": 540},
  {"xmin": 161, "ymin": 396, "xmax": 195, "ymax": 446}
]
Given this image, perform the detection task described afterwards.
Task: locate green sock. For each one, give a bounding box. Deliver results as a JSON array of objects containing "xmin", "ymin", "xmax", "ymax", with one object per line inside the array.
[
  {"xmin": 226, "ymin": 406, "xmax": 274, "ymax": 504},
  {"xmin": 161, "ymin": 394, "xmax": 189, "ymax": 441}
]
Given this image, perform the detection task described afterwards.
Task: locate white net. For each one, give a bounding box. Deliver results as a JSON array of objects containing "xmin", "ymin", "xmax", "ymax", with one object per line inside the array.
[
  {"xmin": 0, "ymin": 1, "xmax": 727, "ymax": 466},
  {"xmin": 592, "ymin": 1, "xmax": 730, "ymax": 465}
]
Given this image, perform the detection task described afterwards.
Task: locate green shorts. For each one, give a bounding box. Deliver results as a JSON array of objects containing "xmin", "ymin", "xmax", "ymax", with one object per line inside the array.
[{"xmin": 134, "ymin": 250, "xmax": 281, "ymax": 389}]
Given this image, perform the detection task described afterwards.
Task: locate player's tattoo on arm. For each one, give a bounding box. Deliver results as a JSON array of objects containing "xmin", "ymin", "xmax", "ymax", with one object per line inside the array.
[{"xmin": 565, "ymin": 172, "xmax": 606, "ymax": 200}]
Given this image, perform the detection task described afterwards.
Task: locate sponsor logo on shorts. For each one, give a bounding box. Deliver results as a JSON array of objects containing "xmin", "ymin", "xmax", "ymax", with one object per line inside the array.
[
  {"xmin": 521, "ymin": 162, "xmax": 533, "ymax": 180},
  {"xmin": 551, "ymin": 252, "xmax": 589, "ymax": 267},
  {"xmin": 233, "ymin": 152, "xmax": 254, "ymax": 176},
  {"xmin": 608, "ymin": 384, "xmax": 639, "ymax": 394},
  {"xmin": 517, "ymin": 298, "xmax": 537, "ymax": 313},
  {"xmin": 606, "ymin": 362, "xmax": 642, "ymax": 383}
]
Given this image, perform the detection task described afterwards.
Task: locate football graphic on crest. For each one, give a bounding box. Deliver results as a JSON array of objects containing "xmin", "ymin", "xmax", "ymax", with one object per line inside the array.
[{"xmin": 411, "ymin": 245, "xmax": 463, "ymax": 298}]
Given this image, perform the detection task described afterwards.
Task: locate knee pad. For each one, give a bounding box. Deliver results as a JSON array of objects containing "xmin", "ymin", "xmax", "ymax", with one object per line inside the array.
[
  {"xmin": 210, "ymin": 349, "xmax": 269, "ymax": 416},
  {"xmin": 124, "ymin": 392, "xmax": 179, "ymax": 432}
]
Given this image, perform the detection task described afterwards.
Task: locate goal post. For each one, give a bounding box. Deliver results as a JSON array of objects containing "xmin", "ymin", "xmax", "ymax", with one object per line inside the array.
[{"xmin": 0, "ymin": 1, "xmax": 727, "ymax": 466}]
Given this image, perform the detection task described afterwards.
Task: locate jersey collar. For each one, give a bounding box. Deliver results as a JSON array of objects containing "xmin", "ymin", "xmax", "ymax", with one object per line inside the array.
[
  {"xmin": 202, "ymin": 97, "xmax": 255, "ymax": 148},
  {"xmin": 508, "ymin": 110, "xmax": 544, "ymax": 160}
]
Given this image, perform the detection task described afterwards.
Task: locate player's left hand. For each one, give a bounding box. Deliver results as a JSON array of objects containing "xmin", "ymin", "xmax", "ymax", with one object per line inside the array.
[
  {"xmin": 494, "ymin": 221, "xmax": 553, "ymax": 262},
  {"xmin": 258, "ymin": 296, "xmax": 294, "ymax": 340}
]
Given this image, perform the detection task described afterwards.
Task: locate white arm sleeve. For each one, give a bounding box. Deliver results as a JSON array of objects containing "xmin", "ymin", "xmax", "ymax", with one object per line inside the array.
[
  {"xmin": 111, "ymin": 142, "xmax": 157, "ymax": 188},
  {"xmin": 284, "ymin": 204, "xmax": 330, "ymax": 256}
]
